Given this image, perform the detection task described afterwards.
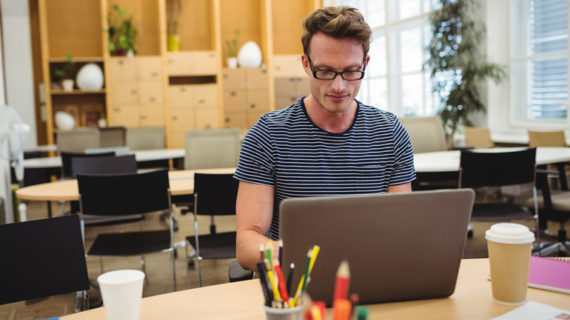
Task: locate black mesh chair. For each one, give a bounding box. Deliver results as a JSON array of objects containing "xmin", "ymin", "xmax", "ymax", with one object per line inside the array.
[
  {"xmin": 60, "ymin": 151, "xmax": 115, "ymax": 179},
  {"xmin": 185, "ymin": 173, "xmax": 239, "ymax": 286},
  {"xmin": 459, "ymin": 148, "xmax": 540, "ymax": 245},
  {"xmin": 0, "ymin": 215, "xmax": 89, "ymax": 311},
  {"xmin": 77, "ymin": 169, "xmax": 177, "ymax": 290}
]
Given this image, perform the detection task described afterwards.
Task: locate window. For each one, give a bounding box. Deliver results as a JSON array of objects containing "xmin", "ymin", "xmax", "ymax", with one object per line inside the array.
[
  {"xmin": 324, "ymin": 0, "xmax": 438, "ymax": 116},
  {"xmin": 511, "ymin": 0, "xmax": 569, "ymax": 123}
]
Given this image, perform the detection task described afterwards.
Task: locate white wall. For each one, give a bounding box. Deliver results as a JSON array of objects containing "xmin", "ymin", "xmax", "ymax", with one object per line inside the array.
[{"xmin": 1, "ymin": 0, "xmax": 37, "ymax": 147}]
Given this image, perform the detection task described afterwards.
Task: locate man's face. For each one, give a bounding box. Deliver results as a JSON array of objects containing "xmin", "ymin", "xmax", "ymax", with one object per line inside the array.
[{"xmin": 302, "ymin": 32, "xmax": 368, "ymax": 114}]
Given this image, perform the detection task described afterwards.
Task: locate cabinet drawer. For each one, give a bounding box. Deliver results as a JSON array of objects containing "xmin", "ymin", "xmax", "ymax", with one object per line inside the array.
[
  {"xmin": 192, "ymin": 84, "xmax": 218, "ymax": 108},
  {"xmin": 111, "ymin": 105, "xmax": 139, "ymax": 128},
  {"xmin": 139, "ymin": 105, "xmax": 164, "ymax": 127},
  {"xmin": 223, "ymin": 89, "xmax": 246, "ymax": 112},
  {"xmin": 275, "ymin": 95, "xmax": 297, "ymax": 110},
  {"xmin": 222, "ymin": 68, "xmax": 245, "ymax": 89},
  {"xmin": 245, "ymin": 68, "xmax": 269, "ymax": 89},
  {"xmin": 224, "ymin": 111, "xmax": 247, "ymax": 129},
  {"xmin": 110, "ymin": 82, "xmax": 138, "ymax": 105},
  {"xmin": 273, "ymin": 55, "xmax": 305, "ymax": 77},
  {"xmin": 247, "ymin": 89, "xmax": 270, "ymax": 111},
  {"xmin": 195, "ymin": 109, "xmax": 219, "ymax": 129},
  {"xmin": 166, "ymin": 52, "xmax": 192, "ymax": 76},
  {"xmin": 170, "ymin": 108, "xmax": 194, "ymax": 130},
  {"xmin": 189, "ymin": 51, "xmax": 217, "ymax": 75},
  {"xmin": 169, "ymin": 85, "xmax": 193, "ymax": 109},
  {"xmin": 138, "ymin": 82, "xmax": 163, "ymax": 105},
  {"xmin": 109, "ymin": 57, "xmax": 137, "ymax": 82},
  {"xmin": 136, "ymin": 56, "xmax": 162, "ymax": 81},
  {"xmin": 274, "ymin": 78, "xmax": 298, "ymax": 97}
]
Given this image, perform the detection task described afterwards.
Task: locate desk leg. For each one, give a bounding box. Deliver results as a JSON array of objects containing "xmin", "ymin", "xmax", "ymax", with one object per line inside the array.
[{"xmin": 47, "ymin": 200, "xmax": 52, "ymax": 218}]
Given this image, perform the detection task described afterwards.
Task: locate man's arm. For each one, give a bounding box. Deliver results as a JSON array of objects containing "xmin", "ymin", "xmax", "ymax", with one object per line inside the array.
[
  {"xmin": 236, "ymin": 181, "xmax": 276, "ymax": 270},
  {"xmin": 387, "ymin": 182, "xmax": 412, "ymax": 193}
]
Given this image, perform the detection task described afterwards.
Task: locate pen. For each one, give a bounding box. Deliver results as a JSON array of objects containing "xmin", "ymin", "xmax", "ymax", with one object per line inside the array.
[
  {"xmin": 256, "ymin": 262, "xmax": 272, "ymax": 307},
  {"xmin": 278, "ymin": 239, "xmax": 283, "ymax": 266},
  {"xmin": 286, "ymin": 262, "xmax": 295, "ymax": 297},
  {"xmin": 272, "ymin": 259, "xmax": 290, "ymax": 307},
  {"xmin": 265, "ymin": 258, "xmax": 281, "ymax": 303},
  {"xmin": 333, "ymin": 260, "xmax": 350, "ymax": 302}
]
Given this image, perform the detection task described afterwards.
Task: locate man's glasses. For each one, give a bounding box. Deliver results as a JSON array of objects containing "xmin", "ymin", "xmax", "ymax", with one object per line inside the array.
[{"xmin": 306, "ymin": 55, "xmax": 366, "ymax": 81}]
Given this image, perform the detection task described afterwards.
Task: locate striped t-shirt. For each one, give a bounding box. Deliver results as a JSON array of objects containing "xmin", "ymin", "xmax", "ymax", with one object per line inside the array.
[{"xmin": 234, "ymin": 98, "xmax": 416, "ymax": 240}]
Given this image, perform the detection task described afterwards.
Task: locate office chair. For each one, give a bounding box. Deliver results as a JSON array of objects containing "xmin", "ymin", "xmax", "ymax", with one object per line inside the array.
[
  {"xmin": 126, "ymin": 127, "xmax": 166, "ymax": 151},
  {"xmin": 459, "ymin": 148, "xmax": 540, "ymax": 245},
  {"xmin": 99, "ymin": 126, "xmax": 126, "ymax": 147},
  {"xmin": 77, "ymin": 169, "xmax": 178, "ymax": 291},
  {"xmin": 463, "ymin": 127, "xmax": 494, "ymax": 148},
  {"xmin": 528, "ymin": 130, "xmax": 567, "ymax": 148},
  {"xmin": 0, "ymin": 215, "xmax": 89, "ymax": 311},
  {"xmin": 60, "ymin": 151, "xmax": 115, "ymax": 179},
  {"xmin": 57, "ymin": 128, "xmax": 100, "ymax": 153},
  {"xmin": 399, "ymin": 116, "xmax": 448, "ymax": 153},
  {"xmin": 184, "ymin": 173, "xmax": 240, "ymax": 286}
]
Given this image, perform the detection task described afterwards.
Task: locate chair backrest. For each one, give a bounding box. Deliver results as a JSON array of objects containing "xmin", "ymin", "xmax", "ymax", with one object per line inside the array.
[
  {"xmin": 399, "ymin": 116, "xmax": 447, "ymax": 153},
  {"xmin": 71, "ymin": 155, "xmax": 137, "ymax": 179},
  {"xmin": 194, "ymin": 173, "xmax": 239, "ymax": 216},
  {"xmin": 528, "ymin": 130, "xmax": 567, "ymax": 147},
  {"xmin": 77, "ymin": 169, "xmax": 170, "ymax": 215},
  {"xmin": 57, "ymin": 128, "xmax": 100, "ymax": 152},
  {"xmin": 0, "ymin": 215, "xmax": 89, "ymax": 305},
  {"xmin": 99, "ymin": 126, "xmax": 126, "ymax": 147},
  {"xmin": 126, "ymin": 127, "xmax": 166, "ymax": 150},
  {"xmin": 459, "ymin": 148, "xmax": 537, "ymax": 188},
  {"xmin": 185, "ymin": 128, "xmax": 241, "ymax": 169},
  {"xmin": 60, "ymin": 151, "xmax": 115, "ymax": 179},
  {"xmin": 464, "ymin": 127, "xmax": 494, "ymax": 148}
]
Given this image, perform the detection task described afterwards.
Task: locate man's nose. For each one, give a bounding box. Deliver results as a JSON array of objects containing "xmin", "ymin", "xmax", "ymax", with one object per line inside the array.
[{"xmin": 330, "ymin": 74, "xmax": 346, "ymax": 91}]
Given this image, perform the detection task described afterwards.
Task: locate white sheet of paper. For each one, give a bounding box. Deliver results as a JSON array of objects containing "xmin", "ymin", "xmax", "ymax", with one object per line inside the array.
[{"xmin": 492, "ymin": 301, "xmax": 570, "ymax": 320}]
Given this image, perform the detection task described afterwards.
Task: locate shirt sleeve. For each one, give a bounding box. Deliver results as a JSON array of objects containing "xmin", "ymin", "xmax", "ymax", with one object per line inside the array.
[
  {"xmin": 389, "ymin": 117, "xmax": 416, "ymax": 186},
  {"xmin": 233, "ymin": 115, "xmax": 275, "ymax": 187}
]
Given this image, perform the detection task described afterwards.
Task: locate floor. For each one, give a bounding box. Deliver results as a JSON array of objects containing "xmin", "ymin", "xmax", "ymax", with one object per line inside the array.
[{"xmin": 0, "ymin": 199, "xmax": 567, "ymax": 320}]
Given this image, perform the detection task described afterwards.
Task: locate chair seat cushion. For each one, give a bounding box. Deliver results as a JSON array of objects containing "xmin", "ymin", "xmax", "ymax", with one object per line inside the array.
[
  {"xmin": 186, "ymin": 232, "xmax": 236, "ymax": 259},
  {"xmin": 471, "ymin": 202, "xmax": 534, "ymax": 221},
  {"xmin": 88, "ymin": 230, "xmax": 171, "ymax": 256},
  {"xmin": 526, "ymin": 191, "xmax": 570, "ymax": 212}
]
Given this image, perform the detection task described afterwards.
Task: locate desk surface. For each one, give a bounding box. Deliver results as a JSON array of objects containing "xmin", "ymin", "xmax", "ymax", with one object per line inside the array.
[
  {"xmin": 414, "ymin": 147, "xmax": 570, "ymax": 173},
  {"xmin": 22, "ymin": 149, "xmax": 185, "ymax": 169},
  {"xmin": 60, "ymin": 258, "xmax": 568, "ymax": 320},
  {"xmin": 15, "ymin": 168, "xmax": 235, "ymax": 201}
]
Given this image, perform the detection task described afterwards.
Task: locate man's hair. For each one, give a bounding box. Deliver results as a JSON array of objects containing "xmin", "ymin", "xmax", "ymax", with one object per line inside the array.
[{"xmin": 302, "ymin": 6, "xmax": 372, "ymax": 57}]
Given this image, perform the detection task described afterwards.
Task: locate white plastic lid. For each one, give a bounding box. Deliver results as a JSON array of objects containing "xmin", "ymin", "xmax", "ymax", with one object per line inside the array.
[
  {"xmin": 97, "ymin": 269, "xmax": 145, "ymax": 286},
  {"xmin": 485, "ymin": 223, "xmax": 535, "ymax": 244}
]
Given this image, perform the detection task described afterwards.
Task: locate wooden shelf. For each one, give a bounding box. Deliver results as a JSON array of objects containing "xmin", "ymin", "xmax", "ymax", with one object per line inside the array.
[
  {"xmin": 51, "ymin": 89, "xmax": 106, "ymax": 95},
  {"xmin": 49, "ymin": 57, "xmax": 104, "ymax": 63}
]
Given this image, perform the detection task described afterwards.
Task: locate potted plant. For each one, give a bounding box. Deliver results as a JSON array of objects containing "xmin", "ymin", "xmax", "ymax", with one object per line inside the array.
[
  {"xmin": 54, "ymin": 53, "xmax": 75, "ymax": 92},
  {"xmin": 226, "ymin": 29, "xmax": 240, "ymax": 68},
  {"xmin": 167, "ymin": 0, "xmax": 181, "ymax": 51},
  {"xmin": 425, "ymin": 0, "xmax": 505, "ymax": 148},
  {"xmin": 107, "ymin": 5, "xmax": 137, "ymax": 56}
]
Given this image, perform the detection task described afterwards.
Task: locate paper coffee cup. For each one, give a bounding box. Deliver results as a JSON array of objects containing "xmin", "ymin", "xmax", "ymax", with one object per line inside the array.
[
  {"xmin": 485, "ymin": 223, "xmax": 534, "ymax": 305},
  {"xmin": 98, "ymin": 269, "xmax": 145, "ymax": 320}
]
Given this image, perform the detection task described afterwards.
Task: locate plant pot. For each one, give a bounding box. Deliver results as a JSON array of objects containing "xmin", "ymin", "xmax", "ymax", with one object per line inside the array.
[
  {"xmin": 227, "ymin": 57, "xmax": 238, "ymax": 69},
  {"xmin": 167, "ymin": 34, "xmax": 181, "ymax": 52},
  {"xmin": 61, "ymin": 79, "xmax": 74, "ymax": 92}
]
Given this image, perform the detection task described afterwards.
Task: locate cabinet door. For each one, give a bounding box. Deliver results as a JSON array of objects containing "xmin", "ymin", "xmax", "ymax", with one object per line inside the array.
[
  {"xmin": 166, "ymin": 52, "xmax": 192, "ymax": 76},
  {"xmin": 188, "ymin": 51, "xmax": 217, "ymax": 75},
  {"xmin": 245, "ymin": 68, "xmax": 269, "ymax": 89},
  {"xmin": 110, "ymin": 82, "xmax": 138, "ymax": 105},
  {"xmin": 274, "ymin": 78, "xmax": 298, "ymax": 97},
  {"xmin": 222, "ymin": 68, "xmax": 245, "ymax": 89},
  {"xmin": 109, "ymin": 58, "xmax": 137, "ymax": 82},
  {"xmin": 136, "ymin": 57, "xmax": 162, "ymax": 81},
  {"xmin": 223, "ymin": 89, "xmax": 246, "ymax": 112},
  {"xmin": 224, "ymin": 111, "xmax": 247, "ymax": 129},
  {"xmin": 169, "ymin": 85, "xmax": 193, "ymax": 109},
  {"xmin": 138, "ymin": 82, "xmax": 163, "ymax": 105},
  {"xmin": 170, "ymin": 130, "xmax": 187, "ymax": 149},
  {"xmin": 192, "ymin": 84, "xmax": 218, "ymax": 108},
  {"xmin": 111, "ymin": 105, "xmax": 139, "ymax": 128},
  {"xmin": 170, "ymin": 108, "xmax": 194, "ymax": 130},
  {"xmin": 247, "ymin": 89, "xmax": 270, "ymax": 111},
  {"xmin": 195, "ymin": 109, "xmax": 219, "ymax": 129},
  {"xmin": 139, "ymin": 105, "xmax": 164, "ymax": 127}
]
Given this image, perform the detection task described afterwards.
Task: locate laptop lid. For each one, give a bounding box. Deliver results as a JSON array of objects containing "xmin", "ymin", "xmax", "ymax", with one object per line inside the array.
[{"xmin": 280, "ymin": 189, "xmax": 475, "ymax": 305}]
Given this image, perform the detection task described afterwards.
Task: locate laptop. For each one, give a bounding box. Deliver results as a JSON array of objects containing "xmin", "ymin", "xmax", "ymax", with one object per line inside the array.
[{"xmin": 280, "ymin": 188, "xmax": 475, "ymax": 305}]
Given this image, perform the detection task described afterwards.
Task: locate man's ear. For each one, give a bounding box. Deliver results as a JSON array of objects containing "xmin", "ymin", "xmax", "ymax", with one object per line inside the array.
[{"xmin": 301, "ymin": 54, "xmax": 311, "ymax": 77}]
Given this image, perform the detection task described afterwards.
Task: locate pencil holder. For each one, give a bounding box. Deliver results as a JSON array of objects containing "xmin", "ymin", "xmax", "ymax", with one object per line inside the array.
[{"xmin": 263, "ymin": 305, "xmax": 303, "ymax": 320}]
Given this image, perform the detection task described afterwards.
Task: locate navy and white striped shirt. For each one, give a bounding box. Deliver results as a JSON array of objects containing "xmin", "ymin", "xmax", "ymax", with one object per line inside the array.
[{"xmin": 234, "ymin": 98, "xmax": 416, "ymax": 239}]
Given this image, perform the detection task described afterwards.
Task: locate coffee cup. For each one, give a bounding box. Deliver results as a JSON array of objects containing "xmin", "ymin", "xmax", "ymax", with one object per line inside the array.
[
  {"xmin": 485, "ymin": 223, "xmax": 534, "ymax": 305},
  {"xmin": 98, "ymin": 269, "xmax": 145, "ymax": 320}
]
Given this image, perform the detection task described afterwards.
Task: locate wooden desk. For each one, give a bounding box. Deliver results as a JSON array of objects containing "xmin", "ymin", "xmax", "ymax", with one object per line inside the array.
[
  {"xmin": 15, "ymin": 168, "xmax": 236, "ymax": 202},
  {"xmin": 60, "ymin": 259, "xmax": 568, "ymax": 320}
]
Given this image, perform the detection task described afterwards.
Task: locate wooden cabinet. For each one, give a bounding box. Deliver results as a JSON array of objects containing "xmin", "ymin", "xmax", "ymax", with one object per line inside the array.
[
  {"xmin": 222, "ymin": 68, "xmax": 271, "ymax": 129},
  {"xmin": 108, "ymin": 56, "xmax": 165, "ymax": 128}
]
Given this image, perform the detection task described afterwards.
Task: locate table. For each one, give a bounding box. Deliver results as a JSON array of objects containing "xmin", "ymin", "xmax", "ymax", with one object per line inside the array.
[
  {"xmin": 16, "ymin": 168, "xmax": 236, "ymax": 202},
  {"xmin": 22, "ymin": 149, "xmax": 185, "ymax": 169},
  {"xmin": 59, "ymin": 258, "xmax": 568, "ymax": 320}
]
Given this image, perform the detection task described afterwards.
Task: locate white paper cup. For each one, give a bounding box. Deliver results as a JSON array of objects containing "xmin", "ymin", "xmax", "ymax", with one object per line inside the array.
[
  {"xmin": 485, "ymin": 223, "xmax": 534, "ymax": 305},
  {"xmin": 98, "ymin": 270, "xmax": 145, "ymax": 320},
  {"xmin": 264, "ymin": 305, "xmax": 303, "ymax": 320}
]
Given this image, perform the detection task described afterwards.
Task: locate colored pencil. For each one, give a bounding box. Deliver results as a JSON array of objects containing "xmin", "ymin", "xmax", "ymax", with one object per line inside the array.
[
  {"xmin": 333, "ymin": 260, "xmax": 350, "ymax": 302},
  {"xmin": 286, "ymin": 262, "xmax": 295, "ymax": 297},
  {"xmin": 256, "ymin": 262, "xmax": 272, "ymax": 307},
  {"xmin": 272, "ymin": 259, "xmax": 290, "ymax": 306}
]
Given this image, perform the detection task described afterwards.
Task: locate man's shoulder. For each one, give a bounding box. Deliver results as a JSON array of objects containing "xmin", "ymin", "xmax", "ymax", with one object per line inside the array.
[{"xmin": 357, "ymin": 101, "xmax": 398, "ymax": 127}]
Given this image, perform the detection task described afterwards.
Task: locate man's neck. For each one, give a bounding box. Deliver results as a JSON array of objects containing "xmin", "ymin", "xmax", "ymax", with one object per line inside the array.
[{"xmin": 304, "ymin": 95, "xmax": 357, "ymax": 134}]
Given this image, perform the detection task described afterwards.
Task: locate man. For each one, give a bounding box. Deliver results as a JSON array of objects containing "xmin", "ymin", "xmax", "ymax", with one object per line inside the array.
[{"xmin": 234, "ymin": 6, "xmax": 416, "ymax": 270}]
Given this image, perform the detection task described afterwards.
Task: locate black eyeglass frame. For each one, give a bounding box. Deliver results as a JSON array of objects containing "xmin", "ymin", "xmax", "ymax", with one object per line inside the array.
[{"xmin": 306, "ymin": 55, "xmax": 367, "ymax": 81}]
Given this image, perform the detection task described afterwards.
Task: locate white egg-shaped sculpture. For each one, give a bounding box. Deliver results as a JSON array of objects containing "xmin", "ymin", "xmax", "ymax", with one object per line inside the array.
[
  {"xmin": 55, "ymin": 111, "xmax": 75, "ymax": 130},
  {"xmin": 237, "ymin": 41, "xmax": 262, "ymax": 68},
  {"xmin": 76, "ymin": 63, "xmax": 104, "ymax": 90}
]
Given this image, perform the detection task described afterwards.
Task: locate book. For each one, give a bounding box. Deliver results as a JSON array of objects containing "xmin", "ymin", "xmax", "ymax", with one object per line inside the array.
[{"xmin": 528, "ymin": 256, "xmax": 570, "ymax": 294}]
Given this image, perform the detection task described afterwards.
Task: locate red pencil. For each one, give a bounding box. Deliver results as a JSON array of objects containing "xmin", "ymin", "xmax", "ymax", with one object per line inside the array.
[
  {"xmin": 333, "ymin": 260, "xmax": 350, "ymax": 302},
  {"xmin": 273, "ymin": 259, "xmax": 290, "ymax": 306}
]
